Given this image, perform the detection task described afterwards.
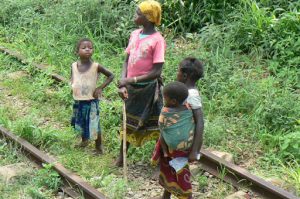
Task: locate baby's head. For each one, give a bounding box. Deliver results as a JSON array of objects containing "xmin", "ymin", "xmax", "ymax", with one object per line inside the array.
[
  {"xmin": 163, "ymin": 81, "xmax": 188, "ymax": 108},
  {"xmin": 177, "ymin": 57, "xmax": 204, "ymax": 84}
]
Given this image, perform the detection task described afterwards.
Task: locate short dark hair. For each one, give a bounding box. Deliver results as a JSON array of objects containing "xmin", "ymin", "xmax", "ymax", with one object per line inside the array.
[
  {"xmin": 75, "ymin": 38, "xmax": 93, "ymax": 53},
  {"xmin": 179, "ymin": 57, "xmax": 204, "ymax": 81},
  {"xmin": 163, "ymin": 81, "xmax": 189, "ymax": 104}
]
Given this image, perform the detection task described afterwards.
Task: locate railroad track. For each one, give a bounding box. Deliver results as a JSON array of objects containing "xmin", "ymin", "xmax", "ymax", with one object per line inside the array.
[
  {"xmin": 0, "ymin": 46, "xmax": 299, "ymax": 199},
  {"xmin": 0, "ymin": 126, "xmax": 107, "ymax": 199}
]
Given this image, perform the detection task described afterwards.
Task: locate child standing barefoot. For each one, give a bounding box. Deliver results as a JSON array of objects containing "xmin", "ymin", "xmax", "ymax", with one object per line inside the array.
[
  {"xmin": 177, "ymin": 57, "xmax": 205, "ymax": 161},
  {"xmin": 152, "ymin": 82, "xmax": 196, "ymax": 199},
  {"xmin": 116, "ymin": 0, "xmax": 166, "ymax": 166},
  {"xmin": 71, "ymin": 38, "xmax": 114, "ymax": 154}
]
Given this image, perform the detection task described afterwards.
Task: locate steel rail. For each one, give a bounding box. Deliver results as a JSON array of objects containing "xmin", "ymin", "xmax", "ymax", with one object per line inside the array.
[
  {"xmin": 0, "ymin": 126, "xmax": 106, "ymax": 199},
  {"xmin": 1, "ymin": 45, "xmax": 299, "ymax": 199},
  {"xmin": 199, "ymin": 149, "xmax": 299, "ymax": 199},
  {"xmin": 0, "ymin": 46, "xmax": 66, "ymax": 83}
]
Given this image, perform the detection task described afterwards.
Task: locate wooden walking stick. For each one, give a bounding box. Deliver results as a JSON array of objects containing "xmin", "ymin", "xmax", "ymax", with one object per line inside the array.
[{"xmin": 122, "ymin": 102, "xmax": 128, "ymax": 181}]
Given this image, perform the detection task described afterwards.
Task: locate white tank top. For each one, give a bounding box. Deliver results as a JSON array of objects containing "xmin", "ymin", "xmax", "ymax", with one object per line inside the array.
[{"xmin": 71, "ymin": 62, "xmax": 99, "ymax": 100}]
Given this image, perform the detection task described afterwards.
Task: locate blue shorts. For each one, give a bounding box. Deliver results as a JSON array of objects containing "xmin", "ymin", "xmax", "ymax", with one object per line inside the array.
[{"xmin": 71, "ymin": 99, "xmax": 101, "ymax": 140}]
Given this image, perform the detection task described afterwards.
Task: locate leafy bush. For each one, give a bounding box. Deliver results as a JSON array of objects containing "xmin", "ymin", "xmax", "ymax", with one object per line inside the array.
[
  {"xmin": 261, "ymin": 131, "xmax": 300, "ymax": 161},
  {"xmin": 265, "ymin": 11, "xmax": 300, "ymax": 69},
  {"xmin": 34, "ymin": 163, "xmax": 62, "ymax": 191},
  {"xmin": 255, "ymin": 91, "xmax": 299, "ymax": 133},
  {"xmin": 0, "ymin": 0, "xmax": 136, "ymax": 78},
  {"xmin": 259, "ymin": 0, "xmax": 300, "ymax": 14},
  {"xmin": 161, "ymin": 0, "xmax": 239, "ymax": 33},
  {"xmin": 11, "ymin": 117, "xmax": 65, "ymax": 148},
  {"xmin": 201, "ymin": 0, "xmax": 300, "ymax": 71}
]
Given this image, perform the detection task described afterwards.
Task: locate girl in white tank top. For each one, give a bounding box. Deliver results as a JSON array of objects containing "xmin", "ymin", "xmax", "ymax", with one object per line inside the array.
[{"xmin": 71, "ymin": 38, "xmax": 114, "ymax": 154}]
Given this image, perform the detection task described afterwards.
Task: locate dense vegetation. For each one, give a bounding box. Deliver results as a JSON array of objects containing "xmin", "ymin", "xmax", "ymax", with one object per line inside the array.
[{"xmin": 0, "ymin": 0, "xmax": 299, "ymax": 196}]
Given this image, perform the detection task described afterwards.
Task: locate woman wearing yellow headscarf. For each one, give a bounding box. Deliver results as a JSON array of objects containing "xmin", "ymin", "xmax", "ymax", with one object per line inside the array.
[
  {"xmin": 138, "ymin": 0, "xmax": 162, "ymax": 26},
  {"xmin": 116, "ymin": 0, "xmax": 166, "ymax": 169}
]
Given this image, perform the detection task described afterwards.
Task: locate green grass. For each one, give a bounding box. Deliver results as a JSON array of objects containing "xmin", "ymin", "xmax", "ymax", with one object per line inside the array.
[
  {"xmin": 0, "ymin": 54, "xmax": 237, "ymax": 198},
  {"xmin": 0, "ymin": 0, "xmax": 299, "ymax": 197},
  {"xmin": 0, "ymin": 39, "xmax": 299, "ymax": 197},
  {"xmin": 0, "ymin": 54, "xmax": 156, "ymax": 198},
  {"xmin": 0, "ymin": 140, "xmax": 61, "ymax": 199}
]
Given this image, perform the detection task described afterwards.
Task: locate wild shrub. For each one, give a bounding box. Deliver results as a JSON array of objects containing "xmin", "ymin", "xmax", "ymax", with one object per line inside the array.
[
  {"xmin": 34, "ymin": 163, "xmax": 62, "ymax": 191},
  {"xmin": 0, "ymin": 0, "xmax": 136, "ymax": 72},
  {"xmin": 161, "ymin": 0, "xmax": 239, "ymax": 33},
  {"xmin": 265, "ymin": 11, "xmax": 300, "ymax": 69},
  {"xmin": 201, "ymin": 0, "xmax": 300, "ymax": 71},
  {"xmin": 230, "ymin": 0, "xmax": 272, "ymax": 53},
  {"xmin": 11, "ymin": 117, "xmax": 62, "ymax": 148},
  {"xmin": 261, "ymin": 131, "xmax": 300, "ymax": 161},
  {"xmin": 282, "ymin": 161, "xmax": 300, "ymax": 193},
  {"xmin": 255, "ymin": 92, "xmax": 299, "ymax": 133},
  {"xmin": 255, "ymin": 87, "xmax": 300, "ymax": 161},
  {"xmin": 259, "ymin": 0, "xmax": 300, "ymax": 15}
]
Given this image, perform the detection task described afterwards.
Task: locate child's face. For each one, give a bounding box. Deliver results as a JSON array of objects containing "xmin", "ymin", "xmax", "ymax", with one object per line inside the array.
[
  {"xmin": 134, "ymin": 8, "xmax": 148, "ymax": 26},
  {"xmin": 163, "ymin": 94, "xmax": 178, "ymax": 108},
  {"xmin": 78, "ymin": 41, "xmax": 93, "ymax": 59},
  {"xmin": 176, "ymin": 67, "xmax": 186, "ymax": 83}
]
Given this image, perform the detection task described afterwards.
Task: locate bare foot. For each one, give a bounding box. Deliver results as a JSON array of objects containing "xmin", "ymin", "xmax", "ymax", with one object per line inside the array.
[
  {"xmin": 75, "ymin": 140, "xmax": 89, "ymax": 148},
  {"xmin": 162, "ymin": 190, "xmax": 171, "ymax": 199},
  {"xmin": 151, "ymin": 168, "xmax": 160, "ymax": 180},
  {"xmin": 149, "ymin": 190, "xmax": 171, "ymax": 199},
  {"xmin": 95, "ymin": 141, "xmax": 103, "ymax": 155},
  {"xmin": 93, "ymin": 148, "xmax": 103, "ymax": 155}
]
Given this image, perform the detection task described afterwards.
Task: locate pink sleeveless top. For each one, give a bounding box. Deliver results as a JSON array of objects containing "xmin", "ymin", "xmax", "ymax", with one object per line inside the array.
[{"xmin": 71, "ymin": 62, "xmax": 99, "ymax": 100}]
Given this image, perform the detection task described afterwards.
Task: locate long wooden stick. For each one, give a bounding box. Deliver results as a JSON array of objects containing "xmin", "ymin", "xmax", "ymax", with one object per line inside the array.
[{"xmin": 122, "ymin": 102, "xmax": 127, "ymax": 181}]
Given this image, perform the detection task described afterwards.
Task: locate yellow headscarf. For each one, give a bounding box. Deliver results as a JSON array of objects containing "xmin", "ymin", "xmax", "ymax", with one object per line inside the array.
[{"xmin": 138, "ymin": 0, "xmax": 162, "ymax": 26}]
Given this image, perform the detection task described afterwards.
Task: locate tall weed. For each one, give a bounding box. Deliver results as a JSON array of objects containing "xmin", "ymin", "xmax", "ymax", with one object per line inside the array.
[{"xmin": 161, "ymin": 0, "xmax": 239, "ymax": 33}]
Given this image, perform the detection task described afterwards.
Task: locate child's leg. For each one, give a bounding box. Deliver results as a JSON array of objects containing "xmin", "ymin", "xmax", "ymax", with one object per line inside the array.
[
  {"xmin": 71, "ymin": 101, "xmax": 79, "ymax": 128},
  {"xmin": 151, "ymin": 190, "xmax": 171, "ymax": 199},
  {"xmin": 75, "ymin": 136, "xmax": 89, "ymax": 148},
  {"xmin": 162, "ymin": 190, "xmax": 171, "ymax": 199},
  {"xmin": 160, "ymin": 135, "xmax": 169, "ymax": 157},
  {"xmin": 75, "ymin": 127, "xmax": 89, "ymax": 147},
  {"xmin": 94, "ymin": 104, "xmax": 103, "ymax": 154},
  {"xmin": 75, "ymin": 102, "xmax": 90, "ymax": 148},
  {"xmin": 81, "ymin": 107, "xmax": 90, "ymax": 145},
  {"xmin": 95, "ymin": 134, "xmax": 103, "ymax": 154},
  {"xmin": 115, "ymin": 140, "xmax": 130, "ymax": 167}
]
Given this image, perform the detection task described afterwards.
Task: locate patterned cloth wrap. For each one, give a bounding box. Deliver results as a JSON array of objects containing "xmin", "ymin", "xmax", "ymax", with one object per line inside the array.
[
  {"xmin": 120, "ymin": 80, "xmax": 163, "ymax": 146},
  {"xmin": 159, "ymin": 107, "xmax": 195, "ymax": 150},
  {"xmin": 152, "ymin": 107, "xmax": 195, "ymax": 199},
  {"xmin": 71, "ymin": 99, "xmax": 101, "ymax": 140}
]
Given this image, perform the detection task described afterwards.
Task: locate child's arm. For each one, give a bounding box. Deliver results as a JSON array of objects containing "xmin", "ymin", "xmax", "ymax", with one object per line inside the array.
[
  {"xmin": 93, "ymin": 64, "xmax": 114, "ymax": 99},
  {"xmin": 70, "ymin": 64, "xmax": 73, "ymax": 95},
  {"xmin": 118, "ymin": 54, "xmax": 129, "ymax": 100},
  {"xmin": 160, "ymin": 134, "xmax": 169, "ymax": 157},
  {"xmin": 70, "ymin": 64, "xmax": 73, "ymax": 84},
  {"xmin": 188, "ymin": 108, "xmax": 204, "ymax": 162}
]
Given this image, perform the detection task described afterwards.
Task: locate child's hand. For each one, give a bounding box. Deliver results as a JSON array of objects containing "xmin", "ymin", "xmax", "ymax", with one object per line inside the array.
[
  {"xmin": 118, "ymin": 87, "xmax": 128, "ymax": 100},
  {"xmin": 118, "ymin": 79, "xmax": 129, "ymax": 88},
  {"xmin": 93, "ymin": 88, "xmax": 102, "ymax": 99},
  {"xmin": 163, "ymin": 151, "xmax": 169, "ymax": 158},
  {"xmin": 188, "ymin": 151, "xmax": 198, "ymax": 162}
]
